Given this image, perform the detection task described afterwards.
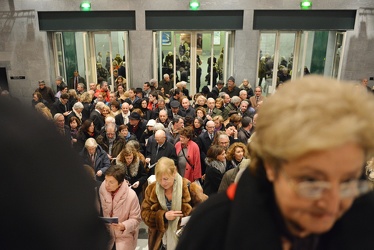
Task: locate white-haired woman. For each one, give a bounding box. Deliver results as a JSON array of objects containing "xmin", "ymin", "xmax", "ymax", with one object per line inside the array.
[
  {"xmin": 177, "ymin": 76, "xmax": 374, "ymax": 250},
  {"xmin": 66, "ymin": 101, "xmax": 84, "ymax": 125},
  {"xmin": 80, "ymin": 137, "xmax": 110, "ymax": 182}
]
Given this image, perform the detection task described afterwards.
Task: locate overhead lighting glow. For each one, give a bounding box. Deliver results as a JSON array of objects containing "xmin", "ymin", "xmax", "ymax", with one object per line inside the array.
[
  {"xmin": 189, "ymin": 0, "xmax": 200, "ymax": 11},
  {"xmin": 300, "ymin": 0, "xmax": 312, "ymax": 10},
  {"xmin": 80, "ymin": 2, "xmax": 91, "ymax": 11}
]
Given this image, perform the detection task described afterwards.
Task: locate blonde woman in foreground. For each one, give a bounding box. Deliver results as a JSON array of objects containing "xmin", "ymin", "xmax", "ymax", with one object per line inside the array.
[{"xmin": 177, "ymin": 76, "xmax": 374, "ymax": 250}]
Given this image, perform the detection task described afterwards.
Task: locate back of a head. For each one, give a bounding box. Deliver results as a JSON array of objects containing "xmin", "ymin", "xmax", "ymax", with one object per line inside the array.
[
  {"xmin": 153, "ymin": 123, "xmax": 166, "ymax": 132},
  {"xmin": 0, "ymin": 99, "xmax": 109, "ymax": 249},
  {"xmin": 250, "ymin": 75, "xmax": 374, "ymax": 165}
]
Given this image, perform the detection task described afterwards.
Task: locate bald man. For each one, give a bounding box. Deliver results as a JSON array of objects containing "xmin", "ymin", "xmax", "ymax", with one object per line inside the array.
[{"xmin": 145, "ymin": 130, "xmax": 177, "ymax": 175}]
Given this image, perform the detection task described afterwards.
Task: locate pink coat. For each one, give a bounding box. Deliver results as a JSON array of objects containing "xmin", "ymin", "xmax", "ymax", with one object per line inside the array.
[
  {"xmin": 99, "ymin": 181, "xmax": 141, "ymax": 250},
  {"xmin": 175, "ymin": 140, "xmax": 202, "ymax": 182}
]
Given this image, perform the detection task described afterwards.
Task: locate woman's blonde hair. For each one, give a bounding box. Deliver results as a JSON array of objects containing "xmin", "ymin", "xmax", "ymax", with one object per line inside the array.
[
  {"xmin": 35, "ymin": 102, "xmax": 53, "ymax": 120},
  {"xmin": 155, "ymin": 157, "xmax": 177, "ymax": 182},
  {"xmin": 250, "ymin": 76, "xmax": 374, "ymax": 169},
  {"xmin": 80, "ymin": 92, "xmax": 92, "ymax": 103}
]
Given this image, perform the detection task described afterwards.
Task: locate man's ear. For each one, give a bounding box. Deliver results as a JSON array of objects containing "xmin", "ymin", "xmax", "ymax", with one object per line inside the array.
[{"xmin": 264, "ymin": 162, "xmax": 276, "ymax": 182}]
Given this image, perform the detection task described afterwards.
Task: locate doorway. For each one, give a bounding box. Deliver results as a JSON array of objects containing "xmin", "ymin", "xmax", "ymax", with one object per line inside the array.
[
  {"xmin": 0, "ymin": 68, "xmax": 8, "ymax": 92},
  {"xmin": 154, "ymin": 31, "xmax": 234, "ymax": 96},
  {"xmin": 52, "ymin": 31, "xmax": 130, "ymax": 91},
  {"xmin": 257, "ymin": 30, "xmax": 346, "ymax": 95}
]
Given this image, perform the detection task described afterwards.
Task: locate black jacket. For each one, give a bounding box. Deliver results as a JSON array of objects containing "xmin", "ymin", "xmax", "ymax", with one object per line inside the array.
[
  {"xmin": 197, "ymin": 132, "xmax": 214, "ymax": 175},
  {"xmin": 146, "ymin": 140, "xmax": 177, "ymax": 175},
  {"xmin": 90, "ymin": 110, "xmax": 105, "ymax": 132},
  {"xmin": 51, "ymin": 99, "xmax": 71, "ymax": 116},
  {"xmin": 80, "ymin": 145, "xmax": 111, "ymax": 182},
  {"xmin": 177, "ymin": 167, "xmax": 374, "ymax": 250},
  {"xmin": 127, "ymin": 120, "xmax": 147, "ymax": 141}
]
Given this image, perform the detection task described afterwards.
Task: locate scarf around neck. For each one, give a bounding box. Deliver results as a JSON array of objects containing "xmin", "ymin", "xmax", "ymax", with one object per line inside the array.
[
  {"xmin": 205, "ymin": 158, "xmax": 226, "ymax": 174},
  {"xmin": 156, "ymin": 173, "xmax": 183, "ymax": 250}
]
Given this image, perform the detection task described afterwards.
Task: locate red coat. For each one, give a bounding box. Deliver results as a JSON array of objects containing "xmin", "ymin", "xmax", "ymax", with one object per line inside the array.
[
  {"xmin": 95, "ymin": 89, "xmax": 110, "ymax": 102},
  {"xmin": 175, "ymin": 140, "xmax": 202, "ymax": 182}
]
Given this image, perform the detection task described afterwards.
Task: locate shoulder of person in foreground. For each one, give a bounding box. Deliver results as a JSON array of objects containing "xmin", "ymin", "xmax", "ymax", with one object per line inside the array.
[
  {"xmin": 0, "ymin": 98, "xmax": 109, "ymax": 250},
  {"xmin": 176, "ymin": 189, "xmax": 232, "ymax": 250},
  {"xmin": 319, "ymin": 191, "xmax": 374, "ymax": 249}
]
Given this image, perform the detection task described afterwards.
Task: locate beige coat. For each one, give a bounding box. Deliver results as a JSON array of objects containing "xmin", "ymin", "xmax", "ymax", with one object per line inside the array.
[{"xmin": 141, "ymin": 178, "xmax": 207, "ymax": 250}]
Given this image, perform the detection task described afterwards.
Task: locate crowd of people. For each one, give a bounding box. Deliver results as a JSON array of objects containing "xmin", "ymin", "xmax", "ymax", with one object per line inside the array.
[{"xmin": 23, "ymin": 74, "xmax": 374, "ymax": 250}]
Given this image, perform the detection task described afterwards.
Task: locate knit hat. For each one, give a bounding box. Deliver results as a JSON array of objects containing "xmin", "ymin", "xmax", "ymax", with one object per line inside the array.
[
  {"xmin": 170, "ymin": 100, "xmax": 180, "ymax": 108},
  {"xmin": 55, "ymin": 76, "xmax": 63, "ymax": 81},
  {"xmin": 228, "ymin": 76, "xmax": 235, "ymax": 82},
  {"xmin": 129, "ymin": 112, "xmax": 141, "ymax": 120}
]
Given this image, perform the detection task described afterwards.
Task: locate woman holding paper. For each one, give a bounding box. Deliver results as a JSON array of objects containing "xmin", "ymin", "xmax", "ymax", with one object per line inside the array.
[
  {"xmin": 99, "ymin": 165, "xmax": 141, "ymax": 250},
  {"xmin": 141, "ymin": 157, "xmax": 207, "ymax": 250},
  {"xmin": 116, "ymin": 146, "xmax": 148, "ymax": 197}
]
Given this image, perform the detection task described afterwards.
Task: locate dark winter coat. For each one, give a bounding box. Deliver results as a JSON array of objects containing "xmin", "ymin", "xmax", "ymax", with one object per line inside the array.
[{"xmin": 177, "ymin": 167, "xmax": 374, "ymax": 250}]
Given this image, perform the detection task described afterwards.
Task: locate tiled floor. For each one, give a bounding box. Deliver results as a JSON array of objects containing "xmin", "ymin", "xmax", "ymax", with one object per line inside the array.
[{"xmin": 136, "ymin": 221, "xmax": 149, "ymax": 250}]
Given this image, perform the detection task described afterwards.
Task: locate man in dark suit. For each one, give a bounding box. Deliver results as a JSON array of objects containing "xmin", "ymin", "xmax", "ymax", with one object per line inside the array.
[
  {"xmin": 127, "ymin": 112, "xmax": 147, "ymax": 141},
  {"xmin": 168, "ymin": 100, "xmax": 186, "ymax": 119},
  {"xmin": 197, "ymin": 120, "xmax": 215, "ymax": 175},
  {"xmin": 68, "ymin": 70, "xmax": 86, "ymax": 90},
  {"xmin": 205, "ymin": 97, "xmax": 222, "ymax": 119},
  {"xmin": 90, "ymin": 101, "xmax": 105, "ymax": 133},
  {"xmin": 145, "ymin": 130, "xmax": 177, "ymax": 176},
  {"xmin": 211, "ymin": 80, "xmax": 224, "ymax": 99},
  {"xmin": 181, "ymin": 97, "xmax": 195, "ymax": 118},
  {"xmin": 53, "ymin": 113, "xmax": 71, "ymax": 143},
  {"xmin": 51, "ymin": 93, "xmax": 71, "ymax": 120},
  {"xmin": 115, "ymin": 102, "xmax": 130, "ymax": 126}
]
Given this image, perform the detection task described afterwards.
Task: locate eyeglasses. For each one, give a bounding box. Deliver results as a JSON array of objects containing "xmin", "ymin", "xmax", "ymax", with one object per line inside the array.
[{"xmin": 281, "ymin": 170, "xmax": 373, "ymax": 200}]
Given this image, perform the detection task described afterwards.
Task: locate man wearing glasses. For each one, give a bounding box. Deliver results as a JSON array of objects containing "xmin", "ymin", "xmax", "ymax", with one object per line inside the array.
[{"xmin": 177, "ymin": 76, "xmax": 374, "ymax": 250}]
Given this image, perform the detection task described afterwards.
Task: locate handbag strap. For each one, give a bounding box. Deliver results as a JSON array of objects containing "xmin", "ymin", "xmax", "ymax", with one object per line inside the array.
[{"xmin": 181, "ymin": 147, "xmax": 194, "ymax": 170}]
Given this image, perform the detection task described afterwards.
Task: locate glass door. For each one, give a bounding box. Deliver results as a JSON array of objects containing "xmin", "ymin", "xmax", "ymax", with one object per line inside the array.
[
  {"xmin": 297, "ymin": 31, "xmax": 346, "ymax": 79},
  {"xmin": 258, "ymin": 30, "xmax": 346, "ymax": 95},
  {"xmin": 53, "ymin": 32, "xmax": 66, "ymax": 81},
  {"xmin": 52, "ymin": 31, "xmax": 130, "ymax": 91},
  {"xmin": 154, "ymin": 31, "xmax": 234, "ymax": 97}
]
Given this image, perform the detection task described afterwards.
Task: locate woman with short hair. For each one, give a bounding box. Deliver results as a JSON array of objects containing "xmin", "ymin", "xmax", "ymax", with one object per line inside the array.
[
  {"xmin": 203, "ymin": 145, "xmax": 227, "ymax": 196},
  {"xmin": 66, "ymin": 101, "xmax": 84, "ymax": 125},
  {"xmin": 177, "ymin": 76, "xmax": 374, "ymax": 250},
  {"xmin": 80, "ymin": 137, "xmax": 110, "ymax": 182},
  {"xmin": 99, "ymin": 165, "xmax": 141, "ymax": 250}
]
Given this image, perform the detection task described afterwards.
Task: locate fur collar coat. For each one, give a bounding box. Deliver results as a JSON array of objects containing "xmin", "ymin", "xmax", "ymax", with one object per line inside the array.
[{"xmin": 141, "ymin": 178, "xmax": 207, "ymax": 250}]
